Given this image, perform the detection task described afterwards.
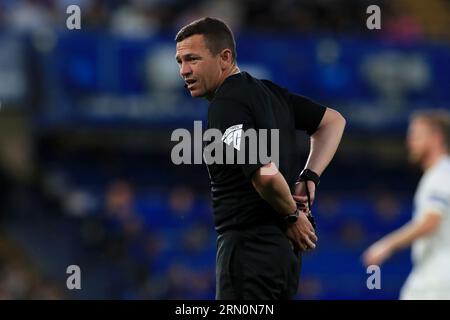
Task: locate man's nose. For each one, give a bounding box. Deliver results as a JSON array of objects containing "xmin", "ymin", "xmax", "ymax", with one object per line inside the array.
[{"xmin": 180, "ymin": 62, "xmax": 192, "ymax": 78}]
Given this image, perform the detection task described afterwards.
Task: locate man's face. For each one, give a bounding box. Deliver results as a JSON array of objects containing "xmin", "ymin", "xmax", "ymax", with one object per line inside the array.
[
  {"xmin": 406, "ymin": 118, "xmax": 434, "ymax": 165},
  {"xmin": 175, "ymin": 34, "xmax": 222, "ymax": 98}
]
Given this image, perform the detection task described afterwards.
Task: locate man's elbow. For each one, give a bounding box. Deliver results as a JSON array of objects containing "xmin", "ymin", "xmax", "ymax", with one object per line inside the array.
[
  {"xmin": 337, "ymin": 111, "xmax": 346, "ymax": 129},
  {"xmin": 318, "ymin": 108, "xmax": 346, "ymax": 132},
  {"xmin": 330, "ymin": 108, "xmax": 346, "ymax": 130}
]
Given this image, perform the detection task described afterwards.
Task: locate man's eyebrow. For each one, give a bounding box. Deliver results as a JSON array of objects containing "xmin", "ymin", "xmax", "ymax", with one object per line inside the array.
[{"xmin": 175, "ymin": 53, "xmax": 199, "ymax": 61}]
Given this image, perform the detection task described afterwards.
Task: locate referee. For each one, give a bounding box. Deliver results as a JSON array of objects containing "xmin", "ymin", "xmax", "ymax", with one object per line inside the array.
[{"xmin": 175, "ymin": 17, "xmax": 346, "ymax": 299}]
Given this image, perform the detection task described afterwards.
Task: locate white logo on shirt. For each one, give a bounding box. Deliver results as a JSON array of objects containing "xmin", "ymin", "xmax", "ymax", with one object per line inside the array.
[{"xmin": 222, "ymin": 124, "xmax": 243, "ymax": 151}]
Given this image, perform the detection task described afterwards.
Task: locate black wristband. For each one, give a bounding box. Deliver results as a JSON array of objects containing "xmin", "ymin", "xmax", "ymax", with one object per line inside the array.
[
  {"xmin": 298, "ymin": 169, "xmax": 320, "ymax": 187},
  {"xmin": 297, "ymin": 169, "xmax": 319, "ymax": 231}
]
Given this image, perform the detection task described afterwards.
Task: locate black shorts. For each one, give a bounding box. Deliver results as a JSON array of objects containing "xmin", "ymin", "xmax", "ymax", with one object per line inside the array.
[{"xmin": 216, "ymin": 225, "xmax": 302, "ymax": 300}]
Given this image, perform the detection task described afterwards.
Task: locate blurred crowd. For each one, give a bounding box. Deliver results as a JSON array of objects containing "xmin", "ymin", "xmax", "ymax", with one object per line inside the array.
[
  {"xmin": 1, "ymin": 0, "xmax": 447, "ymax": 41},
  {"xmin": 0, "ymin": 139, "xmax": 416, "ymax": 299}
]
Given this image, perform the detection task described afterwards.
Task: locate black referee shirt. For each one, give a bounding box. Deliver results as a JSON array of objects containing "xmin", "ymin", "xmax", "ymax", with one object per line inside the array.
[{"xmin": 205, "ymin": 71, "xmax": 326, "ymax": 234}]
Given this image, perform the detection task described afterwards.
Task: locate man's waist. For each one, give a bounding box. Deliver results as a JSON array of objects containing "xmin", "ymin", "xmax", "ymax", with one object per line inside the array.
[{"xmin": 215, "ymin": 219, "xmax": 285, "ymax": 235}]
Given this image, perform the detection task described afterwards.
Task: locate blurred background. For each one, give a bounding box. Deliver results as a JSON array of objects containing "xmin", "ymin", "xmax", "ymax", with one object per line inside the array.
[{"xmin": 0, "ymin": 0, "xmax": 449, "ymax": 299}]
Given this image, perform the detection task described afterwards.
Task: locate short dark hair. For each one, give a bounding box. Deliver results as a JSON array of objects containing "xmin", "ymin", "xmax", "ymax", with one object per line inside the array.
[
  {"xmin": 175, "ymin": 17, "xmax": 237, "ymax": 63},
  {"xmin": 411, "ymin": 109, "xmax": 450, "ymax": 147}
]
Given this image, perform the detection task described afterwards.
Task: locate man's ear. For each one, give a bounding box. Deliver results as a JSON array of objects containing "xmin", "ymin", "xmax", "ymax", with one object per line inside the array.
[{"xmin": 219, "ymin": 49, "xmax": 233, "ymax": 69}]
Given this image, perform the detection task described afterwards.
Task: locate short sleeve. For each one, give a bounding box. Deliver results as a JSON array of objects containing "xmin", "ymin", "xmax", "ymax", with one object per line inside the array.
[
  {"xmin": 208, "ymin": 98, "xmax": 269, "ymax": 178},
  {"xmin": 423, "ymin": 175, "xmax": 450, "ymax": 216},
  {"xmin": 288, "ymin": 93, "xmax": 326, "ymax": 135}
]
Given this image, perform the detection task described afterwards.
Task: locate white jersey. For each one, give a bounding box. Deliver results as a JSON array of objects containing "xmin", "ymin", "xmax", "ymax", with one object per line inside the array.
[{"xmin": 400, "ymin": 155, "xmax": 450, "ymax": 300}]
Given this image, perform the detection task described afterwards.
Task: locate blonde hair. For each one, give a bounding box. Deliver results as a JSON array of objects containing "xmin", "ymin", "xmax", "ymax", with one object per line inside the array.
[{"xmin": 411, "ymin": 109, "xmax": 450, "ymax": 147}]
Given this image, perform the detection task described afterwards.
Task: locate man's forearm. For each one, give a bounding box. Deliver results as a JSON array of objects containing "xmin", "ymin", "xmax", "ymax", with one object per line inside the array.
[
  {"xmin": 384, "ymin": 213, "xmax": 442, "ymax": 251},
  {"xmin": 252, "ymin": 165, "xmax": 297, "ymax": 217},
  {"xmin": 383, "ymin": 222, "xmax": 421, "ymax": 252},
  {"xmin": 304, "ymin": 108, "xmax": 345, "ymax": 176}
]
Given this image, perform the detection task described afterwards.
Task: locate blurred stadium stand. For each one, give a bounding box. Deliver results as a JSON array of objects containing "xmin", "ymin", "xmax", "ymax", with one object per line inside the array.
[{"xmin": 0, "ymin": 0, "xmax": 449, "ymax": 299}]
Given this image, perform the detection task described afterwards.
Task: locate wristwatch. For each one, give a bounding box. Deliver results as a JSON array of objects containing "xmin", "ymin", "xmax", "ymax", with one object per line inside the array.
[{"xmin": 284, "ymin": 205, "xmax": 300, "ymax": 225}]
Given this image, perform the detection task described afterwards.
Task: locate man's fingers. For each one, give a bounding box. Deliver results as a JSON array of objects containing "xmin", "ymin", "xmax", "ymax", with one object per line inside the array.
[
  {"xmin": 293, "ymin": 195, "xmax": 307, "ymax": 202},
  {"xmin": 295, "ymin": 229, "xmax": 316, "ymax": 250},
  {"xmin": 363, "ymin": 252, "xmax": 377, "ymax": 267},
  {"xmin": 362, "ymin": 254, "xmax": 371, "ymax": 267},
  {"xmin": 310, "ymin": 231, "xmax": 318, "ymax": 243},
  {"xmin": 302, "ymin": 236, "xmax": 316, "ymax": 250},
  {"xmin": 302, "ymin": 215, "xmax": 314, "ymax": 231},
  {"xmin": 298, "ymin": 241, "xmax": 307, "ymax": 251},
  {"xmin": 287, "ymin": 230, "xmax": 307, "ymax": 252},
  {"xmin": 295, "ymin": 235, "xmax": 317, "ymax": 252},
  {"xmin": 287, "ymin": 220, "xmax": 318, "ymax": 251}
]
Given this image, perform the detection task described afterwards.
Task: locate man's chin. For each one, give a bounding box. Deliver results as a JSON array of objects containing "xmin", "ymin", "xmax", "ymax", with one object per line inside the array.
[
  {"xmin": 408, "ymin": 153, "xmax": 421, "ymax": 166},
  {"xmin": 189, "ymin": 90, "xmax": 203, "ymax": 98}
]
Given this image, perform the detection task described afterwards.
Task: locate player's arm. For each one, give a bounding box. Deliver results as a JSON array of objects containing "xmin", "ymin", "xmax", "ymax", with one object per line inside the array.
[
  {"xmin": 252, "ymin": 163, "xmax": 297, "ymax": 219},
  {"xmin": 363, "ymin": 212, "xmax": 442, "ymax": 266},
  {"xmin": 252, "ymin": 163, "xmax": 317, "ymax": 251},
  {"xmin": 303, "ymin": 108, "xmax": 346, "ymax": 176},
  {"xmin": 294, "ymin": 107, "xmax": 346, "ymax": 206}
]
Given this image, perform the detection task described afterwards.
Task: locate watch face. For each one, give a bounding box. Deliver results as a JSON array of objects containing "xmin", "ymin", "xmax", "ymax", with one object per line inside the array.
[{"xmin": 287, "ymin": 215, "xmax": 298, "ymax": 224}]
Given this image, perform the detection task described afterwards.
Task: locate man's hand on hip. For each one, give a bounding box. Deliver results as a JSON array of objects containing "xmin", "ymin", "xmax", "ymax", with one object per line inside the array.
[
  {"xmin": 293, "ymin": 180, "xmax": 316, "ymax": 211},
  {"xmin": 286, "ymin": 212, "xmax": 318, "ymax": 252}
]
